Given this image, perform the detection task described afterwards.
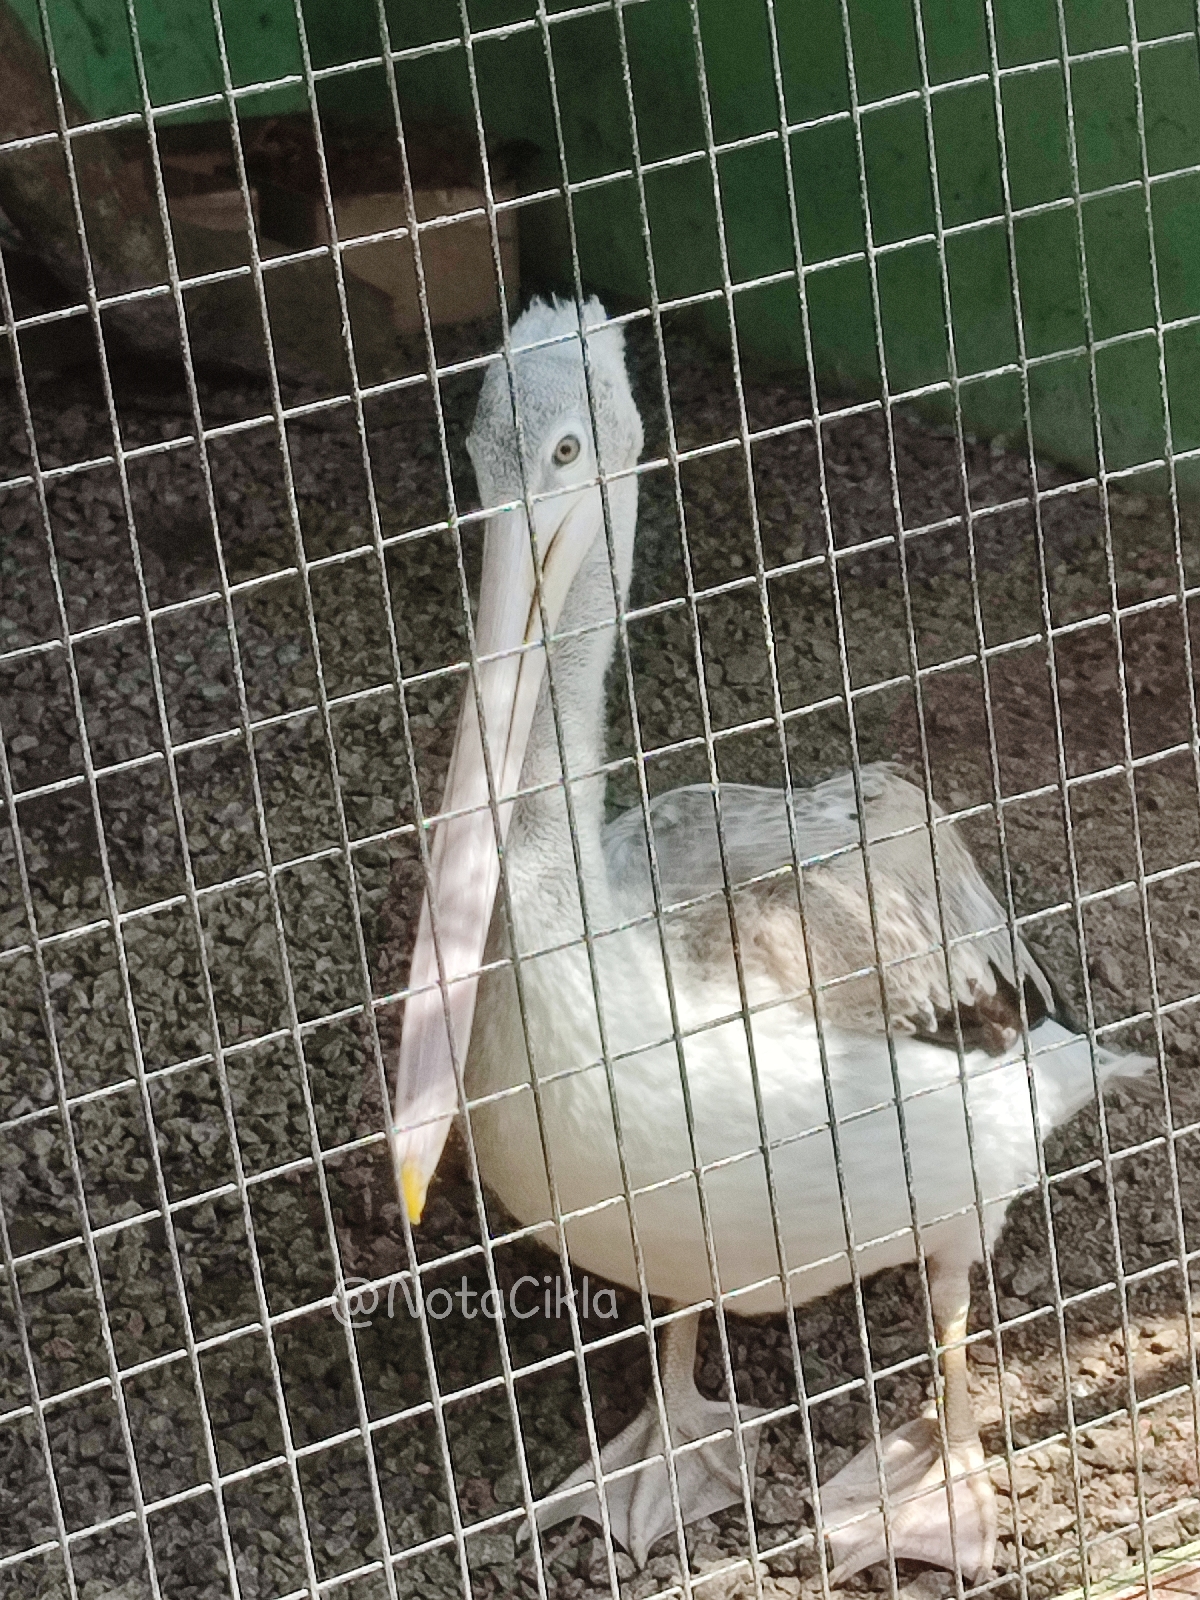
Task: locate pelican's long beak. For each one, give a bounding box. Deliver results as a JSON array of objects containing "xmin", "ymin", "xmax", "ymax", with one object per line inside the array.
[{"xmin": 392, "ymin": 482, "xmax": 604, "ymax": 1223}]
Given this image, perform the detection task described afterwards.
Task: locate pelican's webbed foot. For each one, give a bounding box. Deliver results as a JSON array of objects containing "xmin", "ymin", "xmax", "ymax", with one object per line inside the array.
[
  {"xmin": 822, "ymin": 1410, "xmax": 996, "ymax": 1583},
  {"xmin": 530, "ymin": 1313, "xmax": 764, "ymax": 1567}
]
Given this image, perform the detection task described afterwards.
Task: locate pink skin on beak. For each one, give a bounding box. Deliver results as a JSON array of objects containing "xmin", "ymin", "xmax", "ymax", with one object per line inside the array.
[{"xmin": 392, "ymin": 484, "xmax": 603, "ymax": 1223}]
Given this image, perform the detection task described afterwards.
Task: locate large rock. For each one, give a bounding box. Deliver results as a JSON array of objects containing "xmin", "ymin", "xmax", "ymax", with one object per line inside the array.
[{"xmin": 0, "ymin": 5, "xmax": 399, "ymax": 386}]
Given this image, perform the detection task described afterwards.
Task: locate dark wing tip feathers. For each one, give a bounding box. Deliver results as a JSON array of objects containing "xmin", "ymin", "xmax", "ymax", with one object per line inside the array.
[{"xmin": 915, "ymin": 962, "xmax": 1059, "ymax": 1057}]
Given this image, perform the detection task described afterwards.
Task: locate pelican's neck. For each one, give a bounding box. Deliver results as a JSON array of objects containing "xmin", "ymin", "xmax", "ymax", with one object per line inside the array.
[{"xmin": 507, "ymin": 491, "xmax": 634, "ymax": 939}]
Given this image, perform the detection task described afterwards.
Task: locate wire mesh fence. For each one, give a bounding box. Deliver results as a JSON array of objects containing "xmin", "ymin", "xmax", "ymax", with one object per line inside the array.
[{"xmin": 2, "ymin": 3, "xmax": 1200, "ymax": 1600}]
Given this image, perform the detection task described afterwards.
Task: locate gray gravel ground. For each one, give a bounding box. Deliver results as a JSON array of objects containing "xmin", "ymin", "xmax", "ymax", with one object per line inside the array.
[{"xmin": 2, "ymin": 314, "xmax": 1200, "ymax": 1600}]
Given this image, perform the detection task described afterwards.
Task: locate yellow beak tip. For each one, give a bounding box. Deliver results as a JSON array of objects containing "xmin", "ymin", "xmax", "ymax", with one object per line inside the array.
[{"xmin": 402, "ymin": 1163, "xmax": 427, "ymax": 1227}]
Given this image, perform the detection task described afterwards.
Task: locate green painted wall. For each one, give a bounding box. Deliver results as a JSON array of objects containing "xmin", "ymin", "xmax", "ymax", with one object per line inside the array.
[{"xmin": 10, "ymin": 0, "xmax": 1200, "ymax": 485}]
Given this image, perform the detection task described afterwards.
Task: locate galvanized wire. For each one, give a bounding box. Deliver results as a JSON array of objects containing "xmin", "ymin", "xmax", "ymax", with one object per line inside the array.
[{"xmin": 1, "ymin": 2, "xmax": 1200, "ymax": 1599}]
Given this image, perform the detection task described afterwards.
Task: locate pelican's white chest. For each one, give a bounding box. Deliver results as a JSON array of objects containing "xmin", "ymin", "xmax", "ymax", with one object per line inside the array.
[{"xmin": 462, "ymin": 876, "xmax": 1086, "ymax": 1318}]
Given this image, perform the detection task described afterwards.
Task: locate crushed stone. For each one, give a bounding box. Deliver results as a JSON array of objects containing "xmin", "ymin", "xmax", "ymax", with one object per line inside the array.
[{"xmin": 1, "ymin": 316, "xmax": 1198, "ymax": 1600}]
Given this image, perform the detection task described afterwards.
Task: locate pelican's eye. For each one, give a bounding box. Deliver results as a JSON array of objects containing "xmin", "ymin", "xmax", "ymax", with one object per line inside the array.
[{"xmin": 553, "ymin": 433, "xmax": 581, "ymax": 467}]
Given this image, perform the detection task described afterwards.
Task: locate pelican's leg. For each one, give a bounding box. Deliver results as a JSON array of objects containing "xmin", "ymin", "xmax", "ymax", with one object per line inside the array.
[
  {"xmin": 531, "ymin": 1307, "xmax": 765, "ymax": 1567},
  {"xmin": 822, "ymin": 1260, "xmax": 996, "ymax": 1585}
]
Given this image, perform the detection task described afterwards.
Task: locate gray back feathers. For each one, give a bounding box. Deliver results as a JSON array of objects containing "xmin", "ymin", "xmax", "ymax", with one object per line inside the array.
[{"xmin": 604, "ymin": 764, "xmax": 1054, "ymax": 1046}]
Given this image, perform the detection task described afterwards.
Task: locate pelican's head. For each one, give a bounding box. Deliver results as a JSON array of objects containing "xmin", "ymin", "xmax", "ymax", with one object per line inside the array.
[{"xmin": 392, "ymin": 297, "xmax": 643, "ymax": 1224}]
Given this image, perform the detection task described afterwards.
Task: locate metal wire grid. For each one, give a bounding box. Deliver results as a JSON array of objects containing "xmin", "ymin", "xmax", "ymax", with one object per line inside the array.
[{"xmin": 0, "ymin": 1, "xmax": 1196, "ymax": 1598}]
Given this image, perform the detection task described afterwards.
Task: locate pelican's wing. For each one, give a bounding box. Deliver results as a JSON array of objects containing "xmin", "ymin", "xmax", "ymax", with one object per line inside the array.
[
  {"xmin": 608, "ymin": 777, "xmax": 832, "ymax": 905},
  {"xmin": 605, "ymin": 764, "xmax": 920, "ymax": 908},
  {"xmin": 604, "ymin": 763, "xmax": 1056, "ymax": 1048}
]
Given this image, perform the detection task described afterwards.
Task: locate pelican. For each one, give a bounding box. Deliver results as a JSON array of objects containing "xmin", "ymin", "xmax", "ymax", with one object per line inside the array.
[{"xmin": 391, "ymin": 298, "xmax": 1148, "ymax": 1580}]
